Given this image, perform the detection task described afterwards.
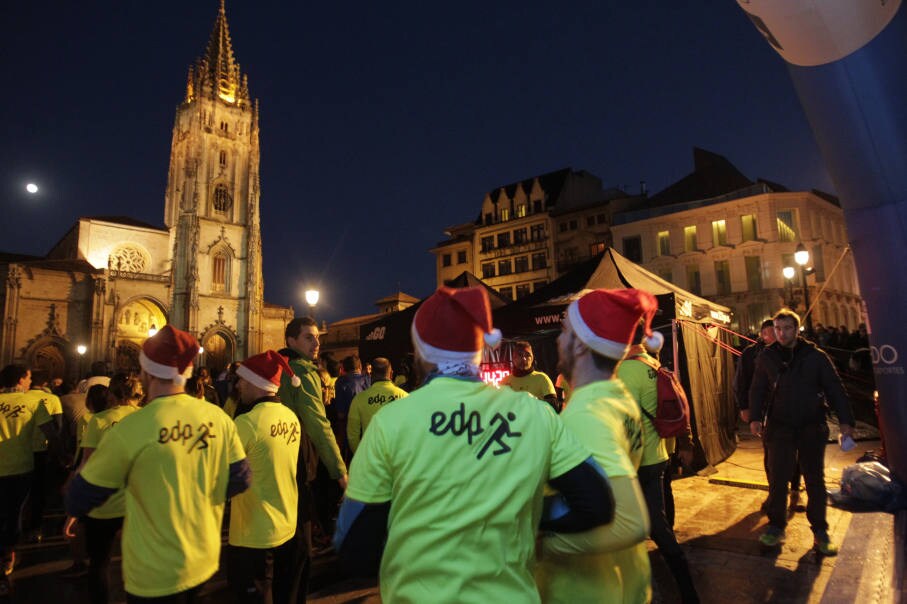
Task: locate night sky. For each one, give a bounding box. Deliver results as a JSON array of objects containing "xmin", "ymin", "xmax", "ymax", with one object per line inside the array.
[{"xmin": 0, "ymin": 1, "xmax": 833, "ymax": 323}]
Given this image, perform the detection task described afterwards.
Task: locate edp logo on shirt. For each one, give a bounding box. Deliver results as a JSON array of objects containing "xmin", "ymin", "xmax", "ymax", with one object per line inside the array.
[
  {"xmin": 270, "ymin": 420, "xmax": 300, "ymax": 445},
  {"xmin": 429, "ymin": 402, "xmax": 522, "ymax": 459},
  {"xmin": 158, "ymin": 420, "xmax": 217, "ymax": 452},
  {"xmin": 0, "ymin": 402, "xmax": 26, "ymax": 419}
]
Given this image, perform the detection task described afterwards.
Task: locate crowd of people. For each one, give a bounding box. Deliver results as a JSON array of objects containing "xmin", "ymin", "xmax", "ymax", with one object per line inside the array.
[{"xmin": 0, "ymin": 285, "xmax": 859, "ymax": 603}]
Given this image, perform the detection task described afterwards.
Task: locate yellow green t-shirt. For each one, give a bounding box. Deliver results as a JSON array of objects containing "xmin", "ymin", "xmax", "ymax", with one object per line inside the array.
[
  {"xmin": 21, "ymin": 389, "xmax": 62, "ymax": 452},
  {"xmin": 536, "ymin": 379, "xmax": 650, "ymax": 604},
  {"xmin": 347, "ymin": 376, "xmax": 590, "ymax": 604},
  {"xmin": 229, "ymin": 400, "xmax": 300, "ymax": 549},
  {"xmin": 347, "ymin": 380, "xmax": 408, "ymax": 453},
  {"xmin": 502, "ymin": 371, "xmax": 556, "ymax": 401},
  {"xmin": 0, "ymin": 391, "xmax": 52, "ymax": 476},
  {"xmin": 617, "ymin": 352, "xmax": 671, "ymax": 467},
  {"xmin": 80, "ymin": 394, "xmax": 245, "ymax": 598},
  {"xmin": 81, "ymin": 404, "xmax": 140, "ymax": 519}
]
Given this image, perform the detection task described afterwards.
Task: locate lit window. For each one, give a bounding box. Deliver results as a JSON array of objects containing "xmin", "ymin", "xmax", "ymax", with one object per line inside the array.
[
  {"xmin": 684, "ymin": 226, "xmax": 697, "ymax": 252},
  {"xmin": 777, "ymin": 210, "xmax": 798, "ymax": 242},
  {"xmin": 712, "ymin": 220, "xmax": 727, "ymax": 247},
  {"xmin": 657, "ymin": 231, "xmax": 670, "ymax": 256},
  {"xmin": 212, "ymin": 253, "xmax": 229, "ymax": 293},
  {"xmin": 516, "ymin": 204, "xmax": 527, "ymax": 218},
  {"xmin": 741, "ymin": 214, "xmax": 757, "ymax": 242},
  {"xmin": 500, "ymin": 207, "xmax": 510, "ymax": 221},
  {"xmin": 589, "ymin": 241, "xmax": 606, "ymax": 256}
]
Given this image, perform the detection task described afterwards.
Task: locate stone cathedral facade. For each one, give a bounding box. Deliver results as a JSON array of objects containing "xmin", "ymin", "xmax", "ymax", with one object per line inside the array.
[{"xmin": 0, "ymin": 3, "xmax": 291, "ymax": 380}]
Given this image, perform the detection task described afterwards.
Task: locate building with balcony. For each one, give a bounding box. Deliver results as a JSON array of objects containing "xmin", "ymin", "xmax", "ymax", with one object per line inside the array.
[
  {"xmin": 610, "ymin": 149, "xmax": 863, "ymax": 334},
  {"xmin": 431, "ymin": 168, "xmax": 637, "ymax": 300}
]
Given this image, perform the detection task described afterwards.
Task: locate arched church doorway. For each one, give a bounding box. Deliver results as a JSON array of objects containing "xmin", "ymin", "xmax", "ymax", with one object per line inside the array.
[
  {"xmin": 115, "ymin": 297, "xmax": 167, "ymax": 374},
  {"xmin": 26, "ymin": 339, "xmax": 67, "ymax": 381},
  {"xmin": 202, "ymin": 331, "xmax": 234, "ymax": 376}
]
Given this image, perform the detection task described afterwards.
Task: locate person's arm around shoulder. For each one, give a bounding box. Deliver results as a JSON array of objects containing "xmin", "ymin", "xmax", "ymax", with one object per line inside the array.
[{"xmin": 541, "ymin": 472, "xmax": 649, "ymax": 557}]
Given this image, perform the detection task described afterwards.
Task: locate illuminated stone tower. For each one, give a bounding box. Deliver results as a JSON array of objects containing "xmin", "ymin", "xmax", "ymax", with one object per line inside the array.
[{"xmin": 164, "ymin": 0, "xmax": 264, "ymax": 365}]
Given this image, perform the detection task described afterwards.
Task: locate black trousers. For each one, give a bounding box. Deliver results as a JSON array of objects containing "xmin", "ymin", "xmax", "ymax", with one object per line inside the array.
[
  {"xmin": 84, "ymin": 515, "xmax": 123, "ymax": 604},
  {"xmin": 0, "ymin": 473, "xmax": 31, "ymax": 559},
  {"xmin": 638, "ymin": 461, "xmax": 683, "ymax": 557},
  {"xmin": 764, "ymin": 421, "xmax": 829, "ymax": 534},
  {"xmin": 227, "ymin": 538, "xmax": 298, "ymax": 604}
]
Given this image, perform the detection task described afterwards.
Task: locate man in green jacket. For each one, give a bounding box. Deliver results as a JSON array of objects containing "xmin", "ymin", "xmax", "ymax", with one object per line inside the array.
[{"xmin": 278, "ymin": 316, "xmax": 347, "ymax": 601}]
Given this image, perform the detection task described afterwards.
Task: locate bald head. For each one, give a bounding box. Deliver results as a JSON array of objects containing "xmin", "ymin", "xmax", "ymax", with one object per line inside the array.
[{"xmin": 371, "ymin": 357, "xmax": 392, "ymax": 380}]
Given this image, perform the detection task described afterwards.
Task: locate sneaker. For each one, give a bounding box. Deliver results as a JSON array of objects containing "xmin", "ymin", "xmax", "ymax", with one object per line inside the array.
[
  {"xmin": 814, "ymin": 538, "xmax": 839, "ymax": 556},
  {"xmin": 759, "ymin": 530, "xmax": 785, "ymax": 547}
]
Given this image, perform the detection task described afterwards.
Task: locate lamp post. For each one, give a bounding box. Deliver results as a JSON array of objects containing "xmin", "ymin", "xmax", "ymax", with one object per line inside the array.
[
  {"xmin": 782, "ymin": 266, "xmax": 796, "ymax": 309},
  {"xmin": 794, "ymin": 243, "xmax": 814, "ymax": 335},
  {"xmin": 76, "ymin": 344, "xmax": 87, "ymax": 381},
  {"xmin": 304, "ymin": 289, "xmax": 320, "ymax": 321}
]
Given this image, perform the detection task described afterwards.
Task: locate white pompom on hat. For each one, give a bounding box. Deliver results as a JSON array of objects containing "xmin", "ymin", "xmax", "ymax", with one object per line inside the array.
[
  {"xmin": 139, "ymin": 325, "xmax": 199, "ymax": 386},
  {"xmin": 237, "ymin": 350, "xmax": 301, "ymax": 394},
  {"xmin": 567, "ymin": 288, "xmax": 660, "ymax": 360},
  {"xmin": 412, "ymin": 285, "xmax": 502, "ymax": 365}
]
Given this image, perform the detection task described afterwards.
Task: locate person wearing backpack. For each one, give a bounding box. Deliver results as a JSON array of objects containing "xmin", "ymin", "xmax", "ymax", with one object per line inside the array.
[{"xmin": 619, "ymin": 326, "xmax": 699, "ymax": 603}]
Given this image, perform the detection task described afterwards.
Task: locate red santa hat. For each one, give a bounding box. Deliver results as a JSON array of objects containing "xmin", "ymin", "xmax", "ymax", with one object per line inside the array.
[
  {"xmin": 139, "ymin": 325, "xmax": 199, "ymax": 386},
  {"xmin": 566, "ymin": 288, "xmax": 661, "ymax": 360},
  {"xmin": 411, "ymin": 286, "xmax": 502, "ymax": 365},
  {"xmin": 237, "ymin": 350, "xmax": 301, "ymax": 393}
]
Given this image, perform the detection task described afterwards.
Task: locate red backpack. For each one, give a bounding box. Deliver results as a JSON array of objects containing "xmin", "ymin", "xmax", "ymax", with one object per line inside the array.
[{"xmin": 629, "ymin": 355, "xmax": 691, "ymax": 438}]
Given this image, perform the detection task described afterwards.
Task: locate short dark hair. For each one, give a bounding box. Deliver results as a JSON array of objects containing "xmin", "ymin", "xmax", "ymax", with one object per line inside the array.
[
  {"xmin": 342, "ymin": 355, "xmax": 362, "ymax": 373},
  {"xmin": 86, "ymin": 384, "xmax": 109, "ymax": 413},
  {"xmin": 30, "ymin": 369, "xmax": 50, "ymax": 387},
  {"xmin": 109, "ymin": 372, "xmax": 144, "ymax": 404},
  {"xmin": 773, "ymin": 309, "xmax": 801, "ymax": 329},
  {"xmin": 89, "ymin": 361, "xmax": 108, "ymax": 378},
  {"xmin": 760, "ymin": 319, "xmax": 775, "ymax": 330},
  {"xmin": 0, "ymin": 364, "xmax": 29, "ymax": 389},
  {"xmin": 285, "ymin": 317, "xmax": 317, "ymax": 341}
]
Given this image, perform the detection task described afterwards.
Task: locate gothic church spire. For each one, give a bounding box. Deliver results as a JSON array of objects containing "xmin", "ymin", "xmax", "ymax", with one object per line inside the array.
[{"xmin": 187, "ymin": 0, "xmax": 249, "ymax": 106}]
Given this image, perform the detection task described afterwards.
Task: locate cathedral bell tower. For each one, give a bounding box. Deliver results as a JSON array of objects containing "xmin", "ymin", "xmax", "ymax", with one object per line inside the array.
[{"xmin": 164, "ymin": 0, "xmax": 264, "ymax": 365}]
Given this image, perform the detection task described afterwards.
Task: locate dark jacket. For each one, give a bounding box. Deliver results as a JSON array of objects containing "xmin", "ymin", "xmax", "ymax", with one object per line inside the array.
[
  {"xmin": 733, "ymin": 339, "xmax": 765, "ymax": 411},
  {"xmin": 748, "ymin": 338, "xmax": 854, "ymax": 428}
]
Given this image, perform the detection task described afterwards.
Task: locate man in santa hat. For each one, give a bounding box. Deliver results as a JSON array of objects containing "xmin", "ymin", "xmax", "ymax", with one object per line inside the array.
[
  {"xmin": 334, "ymin": 285, "xmax": 614, "ymax": 603},
  {"xmin": 227, "ymin": 350, "xmax": 303, "ymax": 604},
  {"xmin": 66, "ymin": 325, "xmax": 250, "ymax": 601},
  {"xmin": 535, "ymin": 288, "xmax": 656, "ymax": 604}
]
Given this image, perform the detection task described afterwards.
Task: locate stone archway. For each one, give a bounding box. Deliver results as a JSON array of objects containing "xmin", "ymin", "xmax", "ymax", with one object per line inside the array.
[
  {"xmin": 114, "ymin": 297, "xmax": 167, "ymax": 372},
  {"xmin": 202, "ymin": 331, "xmax": 234, "ymax": 376},
  {"xmin": 27, "ymin": 339, "xmax": 67, "ymax": 381}
]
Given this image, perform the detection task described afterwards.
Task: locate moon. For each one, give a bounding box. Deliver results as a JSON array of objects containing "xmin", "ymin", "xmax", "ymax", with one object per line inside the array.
[{"xmin": 26, "ymin": 183, "xmax": 38, "ymax": 194}]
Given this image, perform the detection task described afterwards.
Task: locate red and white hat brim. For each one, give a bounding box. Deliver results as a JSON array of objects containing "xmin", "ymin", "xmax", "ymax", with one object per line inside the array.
[
  {"xmin": 139, "ymin": 350, "xmax": 193, "ymax": 384},
  {"xmin": 567, "ymin": 300, "xmax": 630, "ymax": 360},
  {"xmin": 411, "ymin": 322, "xmax": 482, "ymax": 365},
  {"xmin": 236, "ymin": 364, "xmax": 280, "ymax": 394}
]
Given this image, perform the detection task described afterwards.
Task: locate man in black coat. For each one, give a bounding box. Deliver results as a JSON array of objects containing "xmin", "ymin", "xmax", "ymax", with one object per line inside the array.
[{"xmin": 749, "ymin": 309, "xmax": 855, "ymax": 555}]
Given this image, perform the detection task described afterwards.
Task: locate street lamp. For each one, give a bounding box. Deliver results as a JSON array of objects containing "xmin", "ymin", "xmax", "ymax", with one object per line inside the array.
[
  {"xmin": 304, "ymin": 289, "xmax": 320, "ymax": 320},
  {"xmin": 794, "ymin": 243, "xmax": 814, "ymax": 334},
  {"xmin": 76, "ymin": 344, "xmax": 87, "ymax": 381},
  {"xmin": 782, "ymin": 266, "xmax": 796, "ymax": 309}
]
